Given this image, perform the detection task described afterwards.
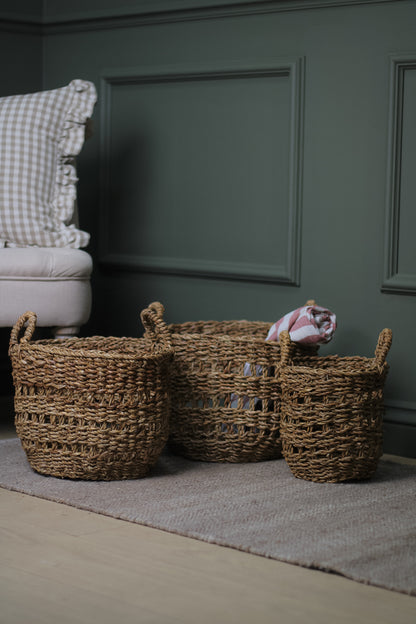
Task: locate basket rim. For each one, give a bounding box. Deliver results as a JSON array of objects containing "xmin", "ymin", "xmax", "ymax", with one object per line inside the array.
[
  {"xmin": 166, "ymin": 329, "xmax": 320, "ymax": 355},
  {"xmin": 168, "ymin": 330, "xmax": 280, "ymax": 345},
  {"xmin": 281, "ymin": 354, "xmax": 388, "ymax": 376},
  {"xmin": 168, "ymin": 319, "xmax": 271, "ymax": 329},
  {"xmin": 9, "ymin": 335, "xmax": 173, "ymax": 362},
  {"xmin": 168, "ymin": 321, "xmax": 269, "ymax": 340}
]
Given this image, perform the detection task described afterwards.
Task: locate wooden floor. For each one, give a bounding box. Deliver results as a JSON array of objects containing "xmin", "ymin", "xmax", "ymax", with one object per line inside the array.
[{"xmin": 1, "ymin": 419, "xmax": 415, "ymax": 624}]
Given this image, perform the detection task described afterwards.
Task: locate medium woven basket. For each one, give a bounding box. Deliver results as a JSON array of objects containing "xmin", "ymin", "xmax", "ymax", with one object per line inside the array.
[
  {"xmin": 142, "ymin": 301, "xmax": 317, "ymax": 463},
  {"xmin": 279, "ymin": 328, "xmax": 392, "ymax": 483},
  {"xmin": 9, "ymin": 310, "xmax": 173, "ymax": 480}
]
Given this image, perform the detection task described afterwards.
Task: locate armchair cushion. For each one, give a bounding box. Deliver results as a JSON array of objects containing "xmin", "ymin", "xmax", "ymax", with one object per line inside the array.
[
  {"xmin": 0, "ymin": 80, "xmax": 97, "ymax": 249},
  {"xmin": 0, "ymin": 248, "xmax": 93, "ymax": 329}
]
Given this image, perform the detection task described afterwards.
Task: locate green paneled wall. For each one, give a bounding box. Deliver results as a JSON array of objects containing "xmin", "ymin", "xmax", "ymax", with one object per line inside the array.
[
  {"xmin": 0, "ymin": 26, "xmax": 42, "ymax": 96},
  {"xmin": 99, "ymin": 60, "xmax": 302, "ymax": 284},
  {"xmin": 1, "ymin": 0, "xmax": 416, "ymax": 455},
  {"xmin": 0, "ymin": 0, "xmax": 42, "ymax": 22}
]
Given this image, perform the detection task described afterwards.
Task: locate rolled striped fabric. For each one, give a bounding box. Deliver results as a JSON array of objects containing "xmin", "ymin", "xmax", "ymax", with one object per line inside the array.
[
  {"xmin": 231, "ymin": 303, "xmax": 336, "ymax": 410},
  {"xmin": 266, "ymin": 303, "xmax": 337, "ymax": 345}
]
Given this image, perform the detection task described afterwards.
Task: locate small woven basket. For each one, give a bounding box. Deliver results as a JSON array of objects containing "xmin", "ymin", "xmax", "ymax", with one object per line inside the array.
[
  {"xmin": 9, "ymin": 310, "xmax": 173, "ymax": 480},
  {"xmin": 279, "ymin": 328, "xmax": 392, "ymax": 483},
  {"xmin": 142, "ymin": 301, "xmax": 317, "ymax": 463}
]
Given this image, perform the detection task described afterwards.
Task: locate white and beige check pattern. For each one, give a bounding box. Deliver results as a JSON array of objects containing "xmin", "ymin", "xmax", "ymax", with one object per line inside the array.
[{"xmin": 0, "ymin": 79, "xmax": 97, "ymax": 248}]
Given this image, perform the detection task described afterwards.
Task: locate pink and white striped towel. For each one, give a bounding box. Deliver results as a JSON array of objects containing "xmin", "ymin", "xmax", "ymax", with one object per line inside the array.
[
  {"xmin": 231, "ymin": 303, "xmax": 336, "ymax": 410},
  {"xmin": 266, "ymin": 303, "xmax": 337, "ymax": 345}
]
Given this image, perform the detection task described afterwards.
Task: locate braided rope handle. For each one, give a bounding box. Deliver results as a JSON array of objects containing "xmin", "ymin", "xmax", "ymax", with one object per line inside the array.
[
  {"xmin": 9, "ymin": 311, "xmax": 37, "ymax": 354},
  {"xmin": 140, "ymin": 301, "xmax": 172, "ymax": 351},
  {"xmin": 279, "ymin": 330, "xmax": 293, "ymax": 367},
  {"xmin": 146, "ymin": 301, "xmax": 165, "ymax": 319},
  {"xmin": 374, "ymin": 328, "xmax": 393, "ymax": 368}
]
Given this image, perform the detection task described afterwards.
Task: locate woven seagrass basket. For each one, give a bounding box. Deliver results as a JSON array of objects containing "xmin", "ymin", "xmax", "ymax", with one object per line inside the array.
[
  {"xmin": 142, "ymin": 301, "xmax": 317, "ymax": 463},
  {"xmin": 279, "ymin": 328, "xmax": 392, "ymax": 483},
  {"xmin": 9, "ymin": 309, "xmax": 173, "ymax": 480}
]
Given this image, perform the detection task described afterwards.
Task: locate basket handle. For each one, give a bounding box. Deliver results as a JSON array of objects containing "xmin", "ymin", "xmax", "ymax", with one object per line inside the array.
[
  {"xmin": 9, "ymin": 311, "xmax": 37, "ymax": 351},
  {"xmin": 279, "ymin": 330, "xmax": 293, "ymax": 367},
  {"xmin": 374, "ymin": 328, "xmax": 392, "ymax": 368},
  {"xmin": 140, "ymin": 301, "xmax": 172, "ymax": 351},
  {"xmin": 145, "ymin": 301, "xmax": 165, "ymax": 320}
]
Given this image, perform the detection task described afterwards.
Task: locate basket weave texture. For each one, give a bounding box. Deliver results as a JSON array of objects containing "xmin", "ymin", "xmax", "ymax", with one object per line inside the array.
[
  {"xmin": 9, "ymin": 310, "xmax": 173, "ymax": 480},
  {"xmin": 279, "ymin": 328, "xmax": 392, "ymax": 483},
  {"xmin": 143, "ymin": 301, "xmax": 317, "ymax": 463}
]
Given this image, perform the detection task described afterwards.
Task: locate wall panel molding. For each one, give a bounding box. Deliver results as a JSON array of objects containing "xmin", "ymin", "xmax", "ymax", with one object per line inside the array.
[
  {"xmin": 3, "ymin": 1, "xmax": 408, "ymax": 34},
  {"xmin": 37, "ymin": 1, "xmax": 406, "ymax": 34},
  {"xmin": 99, "ymin": 59, "xmax": 305, "ymax": 284},
  {"xmin": 382, "ymin": 56, "xmax": 416, "ymax": 295}
]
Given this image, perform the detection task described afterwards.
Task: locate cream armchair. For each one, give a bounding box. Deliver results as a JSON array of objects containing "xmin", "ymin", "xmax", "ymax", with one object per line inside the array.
[
  {"xmin": 0, "ymin": 79, "xmax": 97, "ymax": 339},
  {"xmin": 0, "ymin": 247, "xmax": 92, "ymax": 338}
]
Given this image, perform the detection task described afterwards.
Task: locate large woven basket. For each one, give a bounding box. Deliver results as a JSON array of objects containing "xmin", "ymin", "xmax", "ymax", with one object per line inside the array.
[
  {"xmin": 142, "ymin": 301, "xmax": 317, "ymax": 463},
  {"xmin": 279, "ymin": 328, "xmax": 392, "ymax": 483},
  {"xmin": 9, "ymin": 310, "xmax": 173, "ymax": 480}
]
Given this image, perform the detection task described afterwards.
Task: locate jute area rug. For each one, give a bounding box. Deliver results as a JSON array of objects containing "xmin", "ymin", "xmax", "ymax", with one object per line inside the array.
[{"xmin": 1, "ymin": 438, "xmax": 415, "ymax": 597}]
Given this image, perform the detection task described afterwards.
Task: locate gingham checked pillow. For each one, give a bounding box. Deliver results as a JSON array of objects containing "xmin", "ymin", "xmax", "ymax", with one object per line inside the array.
[{"xmin": 0, "ymin": 79, "xmax": 97, "ymax": 248}]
